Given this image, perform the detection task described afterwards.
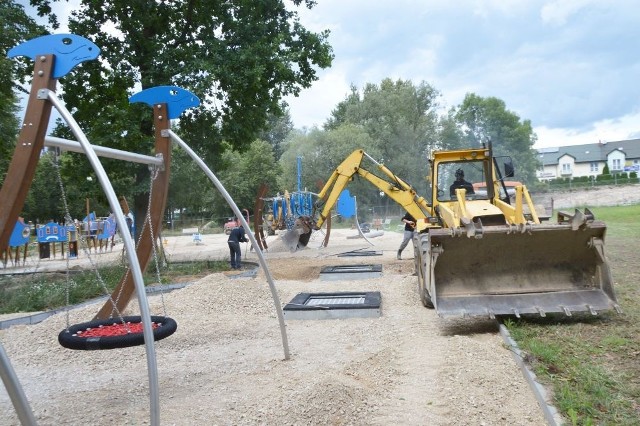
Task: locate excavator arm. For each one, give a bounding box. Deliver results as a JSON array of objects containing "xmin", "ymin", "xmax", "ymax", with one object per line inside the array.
[{"xmin": 289, "ymin": 150, "xmax": 434, "ymax": 250}]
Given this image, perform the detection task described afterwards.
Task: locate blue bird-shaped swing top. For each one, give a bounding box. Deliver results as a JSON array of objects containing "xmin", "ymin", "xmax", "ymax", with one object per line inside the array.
[
  {"xmin": 129, "ymin": 86, "xmax": 200, "ymax": 119},
  {"xmin": 7, "ymin": 33, "xmax": 100, "ymax": 78}
]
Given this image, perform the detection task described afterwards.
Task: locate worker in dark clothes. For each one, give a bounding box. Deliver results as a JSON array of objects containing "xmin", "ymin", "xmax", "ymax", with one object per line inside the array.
[
  {"xmin": 227, "ymin": 225, "xmax": 248, "ymax": 269},
  {"xmin": 449, "ymin": 168, "xmax": 475, "ymax": 198},
  {"xmin": 397, "ymin": 212, "xmax": 416, "ymax": 260}
]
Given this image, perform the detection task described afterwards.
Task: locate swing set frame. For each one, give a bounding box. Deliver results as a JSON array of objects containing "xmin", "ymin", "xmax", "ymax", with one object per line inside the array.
[
  {"xmin": 0, "ymin": 37, "xmax": 172, "ymax": 426},
  {"xmin": 1, "ymin": 33, "xmax": 290, "ymax": 426}
]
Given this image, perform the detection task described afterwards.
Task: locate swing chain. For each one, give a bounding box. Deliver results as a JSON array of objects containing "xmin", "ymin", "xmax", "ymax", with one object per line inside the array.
[
  {"xmin": 109, "ymin": 170, "xmax": 158, "ymax": 314},
  {"xmin": 111, "ymin": 165, "xmax": 167, "ymax": 317},
  {"xmin": 52, "ymin": 150, "xmax": 74, "ymax": 328},
  {"xmin": 145, "ymin": 165, "xmax": 169, "ymax": 317},
  {"xmin": 52, "ymin": 150, "xmax": 128, "ymax": 329}
]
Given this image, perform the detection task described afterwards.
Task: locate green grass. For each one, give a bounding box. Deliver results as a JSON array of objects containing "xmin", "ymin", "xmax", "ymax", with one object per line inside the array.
[
  {"xmin": 505, "ymin": 203, "xmax": 640, "ymax": 425},
  {"xmin": 0, "ymin": 260, "xmax": 227, "ymax": 314}
]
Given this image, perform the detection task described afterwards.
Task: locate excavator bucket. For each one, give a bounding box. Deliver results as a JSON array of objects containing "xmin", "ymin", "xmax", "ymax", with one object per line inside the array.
[
  {"xmin": 423, "ymin": 217, "xmax": 620, "ymax": 318},
  {"xmin": 281, "ymin": 217, "xmax": 313, "ymax": 252}
]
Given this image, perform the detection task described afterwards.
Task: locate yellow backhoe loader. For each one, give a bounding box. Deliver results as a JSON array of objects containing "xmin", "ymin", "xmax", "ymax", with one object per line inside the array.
[{"xmin": 292, "ymin": 145, "xmax": 619, "ymax": 318}]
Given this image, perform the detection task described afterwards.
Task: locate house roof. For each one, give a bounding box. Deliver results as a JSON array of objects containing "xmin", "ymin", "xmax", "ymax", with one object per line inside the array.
[{"xmin": 537, "ymin": 138, "xmax": 640, "ymax": 165}]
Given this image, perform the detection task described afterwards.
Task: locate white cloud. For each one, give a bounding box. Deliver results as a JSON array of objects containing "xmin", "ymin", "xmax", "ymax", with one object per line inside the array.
[
  {"xmin": 285, "ymin": 67, "xmax": 351, "ymax": 129},
  {"xmin": 534, "ymin": 110, "xmax": 640, "ymax": 148},
  {"xmin": 540, "ymin": 0, "xmax": 596, "ymax": 26}
]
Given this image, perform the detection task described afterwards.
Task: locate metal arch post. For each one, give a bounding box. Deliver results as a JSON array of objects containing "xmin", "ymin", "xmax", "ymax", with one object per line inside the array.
[
  {"xmin": 164, "ymin": 128, "xmax": 291, "ymax": 360},
  {"xmin": 44, "ymin": 90, "xmax": 162, "ymax": 426},
  {"xmin": 0, "ymin": 343, "xmax": 37, "ymax": 425},
  {"xmin": 93, "ymin": 103, "xmax": 172, "ymax": 321}
]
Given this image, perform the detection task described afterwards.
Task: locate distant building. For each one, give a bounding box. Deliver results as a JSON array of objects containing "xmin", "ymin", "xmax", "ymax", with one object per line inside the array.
[{"xmin": 536, "ymin": 139, "xmax": 640, "ymax": 181}]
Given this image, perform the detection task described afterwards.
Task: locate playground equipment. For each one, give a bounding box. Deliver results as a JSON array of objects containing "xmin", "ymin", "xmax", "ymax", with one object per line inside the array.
[
  {"xmin": 36, "ymin": 221, "xmax": 73, "ymax": 259},
  {"xmin": 253, "ymin": 188, "xmax": 334, "ymax": 251},
  {"xmin": 1, "ymin": 34, "xmax": 173, "ymax": 425},
  {"xmin": 130, "ymin": 87, "xmax": 289, "ymax": 360},
  {"xmin": 1, "ymin": 33, "xmax": 290, "ymax": 426},
  {"xmin": 2, "ymin": 218, "xmax": 31, "ymax": 267},
  {"xmin": 261, "ymin": 190, "xmax": 313, "ymax": 233}
]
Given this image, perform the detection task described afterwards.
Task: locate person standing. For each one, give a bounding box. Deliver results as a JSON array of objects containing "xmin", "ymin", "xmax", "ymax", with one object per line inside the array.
[
  {"xmin": 227, "ymin": 226, "xmax": 248, "ymax": 269},
  {"xmin": 397, "ymin": 212, "xmax": 416, "ymax": 260}
]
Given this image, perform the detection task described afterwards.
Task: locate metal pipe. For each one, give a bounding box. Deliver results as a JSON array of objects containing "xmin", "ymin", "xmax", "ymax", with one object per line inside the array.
[
  {"xmin": 164, "ymin": 128, "xmax": 291, "ymax": 360},
  {"xmin": 0, "ymin": 342, "xmax": 37, "ymax": 426},
  {"xmin": 45, "ymin": 136, "xmax": 164, "ymax": 168},
  {"xmin": 44, "ymin": 89, "xmax": 161, "ymax": 426}
]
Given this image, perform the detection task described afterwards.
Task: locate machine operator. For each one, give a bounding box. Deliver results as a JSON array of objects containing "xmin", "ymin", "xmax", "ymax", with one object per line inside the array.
[{"xmin": 449, "ymin": 168, "xmax": 475, "ymax": 198}]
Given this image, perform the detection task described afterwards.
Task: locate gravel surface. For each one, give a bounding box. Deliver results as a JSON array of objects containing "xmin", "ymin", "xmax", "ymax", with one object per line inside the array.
[
  {"xmin": 3, "ymin": 185, "xmax": 638, "ymax": 424},
  {"xmin": 0, "ymin": 227, "xmax": 548, "ymax": 425}
]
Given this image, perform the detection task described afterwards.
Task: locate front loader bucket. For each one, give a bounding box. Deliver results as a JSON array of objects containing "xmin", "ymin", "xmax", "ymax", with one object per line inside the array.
[{"xmin": 427, "ymin": 221, "xmax": 620, "ymax": 318}]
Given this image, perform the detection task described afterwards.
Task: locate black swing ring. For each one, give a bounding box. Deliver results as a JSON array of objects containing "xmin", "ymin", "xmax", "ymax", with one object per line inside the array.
[{"xmin": 58, "ymin": 315, "xmax": 177, "ymax": 350}]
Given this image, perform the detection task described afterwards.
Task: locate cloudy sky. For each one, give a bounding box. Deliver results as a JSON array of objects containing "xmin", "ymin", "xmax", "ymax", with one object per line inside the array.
[
  {"xmin": 15, "ymin": 0, "xmax": 640, "ymax": 149},
  {"xmin": 285, "ymin": 0, "xmax": 640, "ymax": 148}
]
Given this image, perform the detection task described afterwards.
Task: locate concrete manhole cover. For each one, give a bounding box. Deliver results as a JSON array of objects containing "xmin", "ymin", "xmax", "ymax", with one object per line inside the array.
[
  {"xmin": 283, "ymin": 291, "xmax": 382, "ymax": 320},
  {"xmin": 337, "ymin": 249, "xmax": 382, "ymax": 257},
  {"xmin": 319, "ymin": 264, "xmax": 383, "ymax": 280}
]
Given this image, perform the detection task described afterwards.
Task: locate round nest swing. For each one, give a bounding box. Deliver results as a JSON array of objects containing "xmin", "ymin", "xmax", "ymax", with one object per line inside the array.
[{"xmin": 58, "ymin": 315, "xmax": 177, "ymax": 350}]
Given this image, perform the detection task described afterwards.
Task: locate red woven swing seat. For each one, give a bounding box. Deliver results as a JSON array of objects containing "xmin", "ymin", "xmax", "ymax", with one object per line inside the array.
[{"xmin": 58, "ymin": 315, "xmax": 177, "ymax": 350}]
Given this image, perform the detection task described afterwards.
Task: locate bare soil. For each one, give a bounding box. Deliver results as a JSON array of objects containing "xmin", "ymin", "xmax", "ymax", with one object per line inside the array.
[
  {"xmin": 0, "ymin": 228, "xmax": 547, "ymax": 425},
  {"xmin": 532, "ymin": 183, "xmax": 640, "ymax": 211}
]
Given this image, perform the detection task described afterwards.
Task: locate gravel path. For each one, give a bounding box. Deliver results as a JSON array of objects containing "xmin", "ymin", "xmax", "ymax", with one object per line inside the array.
[{"xmin": 0, "ymin": 229, "xmax": 547, "ymax": 425}]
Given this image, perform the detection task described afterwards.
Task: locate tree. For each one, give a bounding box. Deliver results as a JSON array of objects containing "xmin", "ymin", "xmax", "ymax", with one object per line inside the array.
[
  {"xmin": 166, "ymin": 144, "xmax": 213, "ymax": 223},
  {"xmin": 455, "ymin": 93, "xmax": 540, "ymax": 184},
  {"xmin": 258, "ymin": 107, "xmax": 294, "ymax": 161},
  {"xmin": 324, "ymin": 78, "xmax": 440, "ymax": 193},
  {"xmin": 22, "ymin": 151, "xmax": 62, "ymax": 223},
  {"xmin": 279, "ymin": 125, "xmax": 376, "ymax": 193},
  {"xmin": 436, "ymin": 108, "xmax": 466, "ymax": 151},
  {"xmin": 324, "ymin": 84, "xmax": 360, "ymax": 131},
  {"xmin": 213, "ymin": 139, "xmax": 281, "ymax": 221},
  {"xmin": 29, "ymin": 0, "xmax": 333, "ymax": 231}
]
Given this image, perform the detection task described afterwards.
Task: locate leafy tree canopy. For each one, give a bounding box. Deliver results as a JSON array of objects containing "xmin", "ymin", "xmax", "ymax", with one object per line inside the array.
[
  {"xmin": 258, "ymin": 107, "xmax": 294, "ymax": 161},
  {"xmin": 323, "ymin": 78, "xmax": 440, "ymax": 192},
  {"xmin": 213, "ymin": 139, "xmax": 281, "ymax": 221},
  {"xmin": 30, "ymin": 0, "xmax": 332, "ymax": 153},
  {"xmin": 25, "ymin": 0, "xmax": 332, "ymax": 227},
  {"xmin": 279, "ymin": 124, "xmax": 375, "ymax": 193},
  {"xmin": 455, "ymin": 93, "xmax": 540, "ymax": 184}
]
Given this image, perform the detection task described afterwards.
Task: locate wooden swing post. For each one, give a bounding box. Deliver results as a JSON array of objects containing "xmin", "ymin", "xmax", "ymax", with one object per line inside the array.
[{"xmin": 0, "ymin": 55, "xmax": 56, "ymax": 255}]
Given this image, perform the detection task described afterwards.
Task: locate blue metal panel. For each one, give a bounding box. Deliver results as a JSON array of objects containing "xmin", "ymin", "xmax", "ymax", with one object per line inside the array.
[
  {"xmin": 7, "ymin": 34, "xmax": 100, "ymax": 78},
  {"xmin": 337, "ymin": 189, "xmax": 356, "ymax": 218}
]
